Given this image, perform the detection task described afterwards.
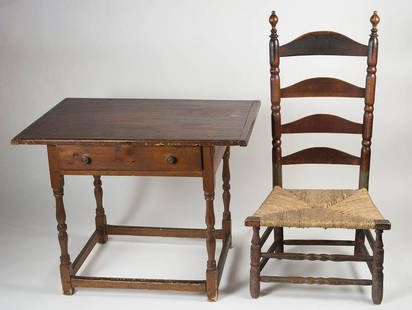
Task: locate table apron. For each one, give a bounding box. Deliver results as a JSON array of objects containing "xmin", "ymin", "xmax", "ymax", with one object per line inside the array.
[{"xmin": 56, "ymin": 145, "xmax": 203, "ymax": 174}]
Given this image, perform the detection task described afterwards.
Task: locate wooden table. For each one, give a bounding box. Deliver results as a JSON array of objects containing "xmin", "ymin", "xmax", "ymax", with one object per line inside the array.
[{"xmin": 11, "ymin": 98, "xmax": 260, "ymax": 301}]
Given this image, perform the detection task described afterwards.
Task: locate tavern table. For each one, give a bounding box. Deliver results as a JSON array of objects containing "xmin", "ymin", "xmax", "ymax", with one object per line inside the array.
[{"xmin": 11, "ymin": 98, "xmax": 260, "ymax": 301}]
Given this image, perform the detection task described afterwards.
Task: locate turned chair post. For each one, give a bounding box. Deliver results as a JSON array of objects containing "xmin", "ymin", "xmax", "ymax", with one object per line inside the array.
[
  {"xmin": 359, "ymin": 11, "xmax": 379, "ymax": 190},
  {"xmin": 269, "ymin": 11, "xmax": 285, "ymax": 255}
]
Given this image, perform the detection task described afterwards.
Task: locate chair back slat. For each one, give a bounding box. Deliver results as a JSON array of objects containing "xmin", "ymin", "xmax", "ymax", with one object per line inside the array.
[
  {"xmin": 281, "ymin": 78, "xmax": 365, "ymax": 98},
  {"xmin": 282, "ymin": 147, "xmax": 361, "ymax": 165},
  {"xmin": 282, "ymin": 114, "xmax": 363, "ymax": 134},
  {"xmin": 279, "ymin": 31, "xmax": 368, "ymax": 57}
]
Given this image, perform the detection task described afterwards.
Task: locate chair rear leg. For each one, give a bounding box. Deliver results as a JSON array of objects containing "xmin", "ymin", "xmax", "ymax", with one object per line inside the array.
[
  {"xmin": 372, "ymin": 229, "xmax": 384, "ymax": 304},
  {"xmin": 354, "ymin": 229, "xmax": 365, "ymax": 255},
  {"xmin": 274, "ymin": 227, "xmax": 284, "ymax": 253},
  {"xmin": 250, "ymin": 226, "xmax": 261, "ymax": 298}
]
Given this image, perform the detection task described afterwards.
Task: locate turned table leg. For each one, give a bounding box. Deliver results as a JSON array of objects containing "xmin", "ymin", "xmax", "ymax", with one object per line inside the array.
[
  {"xmin": 48, "ymin": 146, "xmax": 74, "ymax": 295},
  {"xmin": 93, "ymin": 175, "xmax": 108, "ymax": 244},
  {"xmin": 222, "ymin": 147, "xmax": 231, "ymax": 247},
  {"xmin": 202, "ymin": 147, "xmax": 218, "ymax": 301},
  {"xmin": 372, "ymin": 229, "xmax": 384, "ymax": 304},
  {"xmin": 250, "ymin": 226, "xmax": 260, "ymax": 298}
]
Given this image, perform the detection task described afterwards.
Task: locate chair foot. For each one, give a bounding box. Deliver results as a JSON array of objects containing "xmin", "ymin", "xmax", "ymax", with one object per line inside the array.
[{"xmin": 250, "ymin": 272, "xmax": 260, "ymax": 298}]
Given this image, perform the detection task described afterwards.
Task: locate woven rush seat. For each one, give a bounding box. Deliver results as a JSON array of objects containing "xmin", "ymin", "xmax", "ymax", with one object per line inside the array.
[{"xmin": 249, "ymin": 186, "xmax": 385, "ymax": 229}]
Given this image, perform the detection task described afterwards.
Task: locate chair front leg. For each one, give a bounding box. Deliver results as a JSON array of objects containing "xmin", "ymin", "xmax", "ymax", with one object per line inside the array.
[
  {"xmin": 372, "ymin": 229, "xmax": 384, "ymax": 304},
  {"xmin": 250, "ymin": 226, "xmax": 261, "ymax": 298}
]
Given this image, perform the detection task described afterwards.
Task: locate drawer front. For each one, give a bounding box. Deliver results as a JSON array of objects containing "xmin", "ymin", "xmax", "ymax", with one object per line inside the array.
[{"xmin": 57, "ymin": 145, "xmax": 202, "ymax": 171}]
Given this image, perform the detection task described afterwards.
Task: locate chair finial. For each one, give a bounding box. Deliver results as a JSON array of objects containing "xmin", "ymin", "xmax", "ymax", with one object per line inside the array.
[
  {"xmin": 370, "ymin": 11, "xmax": 380, "ymax": 38},
  {"xmin": 269, "ymin": 11, "xmax": 278, "ymax": 39}
]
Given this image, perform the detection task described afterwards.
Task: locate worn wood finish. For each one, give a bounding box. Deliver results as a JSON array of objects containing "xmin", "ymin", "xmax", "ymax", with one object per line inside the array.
[
  {"xmin": 202, "ymin": 146, "xmax": 218, "ymax": 301},
  {"xmin": 282, "ymin": 114, "xmax": 363, "ymax": 134},
  {"xmin": 248, "ymin": 11, "xmax": 389, "ymax": 303},
  {"xmin": 260, "ymin": 276, "xmax": 372, "ymax": 286},
  {"xmin": 58, "ymin": 145, "xmax": 202, "ymax": 172},
  {"xmin": 372, "ymin": 229, "xmax": 384, "ymax": 304},
  {"xmin": 71, "ymin": 276, "xmax": 206, "ymax": 292},
  {"xmin": 106, "ymin": 225, "xmax": 225, "ymax": 239},
  {"xmin": 279, "ymin": 31, "xmax": 368, "ymax": 57},
  {"xmin": 261, "ymin": 252, "xmax": 372, "ymax": 262},
  {"xmin": 11, "ymin": 99, "xmax": 260, "ymax": 147},
  {"xmin": 93, "ymin": 176, "xmax": 108, "ymax": 243},
  {"xmin": 47, "ymin": 145, "xmax": 74, "ymax": 295},
  {"xmin": 281, "ymin": 77, "xmax": 365, "ymax": 98},
  {"xmin": 250, "ymin": 227, "xmax": 260, "ymax": 298},
  {"xmin": 282, "ymin": 147, "xmax": 361, "ymax": 165},
  {"xmin": 374, "ymin": 219, "xmax": 391, "ymax": 230}
]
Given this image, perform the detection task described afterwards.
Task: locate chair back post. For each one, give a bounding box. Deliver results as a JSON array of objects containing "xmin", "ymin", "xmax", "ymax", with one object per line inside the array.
[
  {"xmin": 269, "ymin": 11, "xmax": 282, "ymax": 188},
  {"xmin": 359, "ymin": 11, "xmax": 380, "ymax": 189}
]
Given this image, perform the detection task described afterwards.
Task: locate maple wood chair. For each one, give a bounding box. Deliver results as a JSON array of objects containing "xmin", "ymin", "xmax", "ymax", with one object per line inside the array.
[{"xmin": 245, "ymin": 11, "xmax": 390, "ymax": 304}]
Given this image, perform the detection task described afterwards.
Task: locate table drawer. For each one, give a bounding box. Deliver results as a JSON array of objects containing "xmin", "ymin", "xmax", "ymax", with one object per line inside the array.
[{"xmin": 57, "ymin": 145, "xmax": 202, "ymax": 171}]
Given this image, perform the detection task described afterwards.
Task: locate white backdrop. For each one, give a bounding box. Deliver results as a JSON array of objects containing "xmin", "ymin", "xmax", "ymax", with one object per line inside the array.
[{"xmin": 1, "ymin": 0, "xmax": 411, "ymax": 309}]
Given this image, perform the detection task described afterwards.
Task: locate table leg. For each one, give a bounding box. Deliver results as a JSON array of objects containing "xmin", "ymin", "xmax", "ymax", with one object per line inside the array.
[
  {"xmin": 202, "ymin": 147, "xmax": 217, "ymax": 301},
  {"xmin": 48, "ymin": 146, "xmax": 74, "ymax": 295},
  {"xmin": 222, "ymin": 147, "xmax": 232, "ymax": 247},
  {"xmin": 93, "ymin": 176, "xmax": 108, "ymax": 244}
]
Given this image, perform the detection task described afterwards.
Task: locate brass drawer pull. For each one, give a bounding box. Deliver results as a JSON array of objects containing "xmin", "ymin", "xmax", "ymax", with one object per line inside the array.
[
  {"xmin": 80, "ymin": 154, "xmax": 92, "ymax": 164},
  {"xmin": 166, "ymin": 155, "xmax": 177, "ymax": 164}
]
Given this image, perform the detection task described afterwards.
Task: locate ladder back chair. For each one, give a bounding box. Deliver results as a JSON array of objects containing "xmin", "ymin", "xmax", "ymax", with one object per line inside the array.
[{"xmin": 245, "ymin": 11, "xmax": 390, "ymax": 304}]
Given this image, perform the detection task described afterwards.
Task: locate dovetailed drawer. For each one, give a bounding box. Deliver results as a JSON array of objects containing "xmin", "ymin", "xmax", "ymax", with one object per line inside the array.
[{"xmin": 57, "ymin": 145, "xmax": 202, "ymax": 171}]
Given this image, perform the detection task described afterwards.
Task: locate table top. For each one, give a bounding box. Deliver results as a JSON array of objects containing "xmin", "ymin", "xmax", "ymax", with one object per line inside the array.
[{"xmin": 11, "ymin": 98, "xmax": 260, "ymax": 146}]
